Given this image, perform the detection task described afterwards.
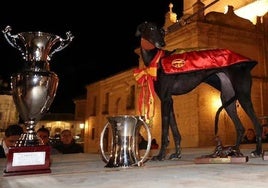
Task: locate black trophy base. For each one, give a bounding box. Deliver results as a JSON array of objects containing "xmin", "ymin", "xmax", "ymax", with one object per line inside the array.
[{"xmin": 3, "ymin": 145, "xmax": 51, "ymax": 176}]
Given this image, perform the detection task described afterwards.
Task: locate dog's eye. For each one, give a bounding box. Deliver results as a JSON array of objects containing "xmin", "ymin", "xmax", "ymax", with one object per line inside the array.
[
  {"xmin": 160, "ymin": 29, "xmax": 165, "ymax": 37},
  {"xmin": 150, "ymin": 26, "xmax": 156, "ymax": 31}
]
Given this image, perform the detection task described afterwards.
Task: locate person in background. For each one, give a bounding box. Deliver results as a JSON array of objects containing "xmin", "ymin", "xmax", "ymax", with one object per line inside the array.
[
  {"xmin": 151, "ymin": 138, "xmax": 159, "ymax": 149},
  {"xmin": 242, "ymin": 128, "xmax": 256, "ymax": 144},
  {"xmin": 262, "ymin": 124, "xmax": 268, "ymax": 143},
  {"xmin": 54, "ymin": 129, "xmax": 84, "ymax": 154},
  {"xmin": 37, "ymin": 126, "xmax": 50, "ymax": 145},
  {"xmin": 37, "ymin": 126, "xmax": 59, "ymax": 154},
  {"xmin": 0, "ymin": 124, "xmax": 24, "ymax": 158},
  {"xmin": 138, "ymin": 133, "xmax": 148, "ymax": 150}
]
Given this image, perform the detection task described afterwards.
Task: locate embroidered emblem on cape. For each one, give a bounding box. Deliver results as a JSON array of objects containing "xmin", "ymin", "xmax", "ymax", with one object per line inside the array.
[{"xmin": 171, "ymin": 59, "xmax": 185, "ymax": 68}]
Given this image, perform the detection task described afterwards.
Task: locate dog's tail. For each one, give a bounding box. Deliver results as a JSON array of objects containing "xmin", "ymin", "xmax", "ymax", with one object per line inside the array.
[{"xmin": 214, "ymin": 96, "xmax": 237, "ymax": 135}]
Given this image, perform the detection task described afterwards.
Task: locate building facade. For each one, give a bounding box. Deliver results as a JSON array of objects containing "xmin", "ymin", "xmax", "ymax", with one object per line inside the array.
[
  {"xmin": 0, "ymin": 94, "xmax": 19, "ymax": 138},
  {"xmin": 83, "ymin": 69, "xmax": 137, "ymax": 153},
  {"xmin": 36, "ymin": 113, "xmax": 84, "ymax": 139},
  {"xmin": 80, "ymin": 0, "xmax": 268, "ymax": 153}
]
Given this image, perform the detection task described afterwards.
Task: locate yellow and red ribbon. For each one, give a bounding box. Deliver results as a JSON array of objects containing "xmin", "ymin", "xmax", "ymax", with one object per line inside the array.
[{"xmin": 134, "ymin": 50, "xmax": 165, "ymax": 123}]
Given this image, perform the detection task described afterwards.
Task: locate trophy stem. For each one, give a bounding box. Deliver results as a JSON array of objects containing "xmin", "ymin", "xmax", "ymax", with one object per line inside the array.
[{"xmin": 15, "ymin": 120, "xmax": 41, "ymax": 147}]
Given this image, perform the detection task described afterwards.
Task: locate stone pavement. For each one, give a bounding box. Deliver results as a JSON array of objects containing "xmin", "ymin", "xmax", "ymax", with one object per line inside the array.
[{"xmin": 1, "ymin": 144, "xmax": 268, "ymax": 188}]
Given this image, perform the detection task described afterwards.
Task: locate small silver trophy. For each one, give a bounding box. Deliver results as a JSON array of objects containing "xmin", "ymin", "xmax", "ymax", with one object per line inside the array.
[
  {"xmin": 100, "ymin": 115, "xmax": 152, "ymax": 168},
  {"xmin": 2, "ymin": 25, "xmax": 73, "ymax": 176}
]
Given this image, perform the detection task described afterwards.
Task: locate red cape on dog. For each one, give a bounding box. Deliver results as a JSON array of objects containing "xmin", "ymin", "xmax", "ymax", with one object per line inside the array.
[{"xmin": 161, "ymin": 49, "xmax": 251, "ymax": 74}]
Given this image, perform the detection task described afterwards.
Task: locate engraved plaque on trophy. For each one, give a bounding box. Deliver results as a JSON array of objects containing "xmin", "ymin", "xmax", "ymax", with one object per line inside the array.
[{"xmin": 2, "ymin": 25, "xmax": 73, "ymax": 176}]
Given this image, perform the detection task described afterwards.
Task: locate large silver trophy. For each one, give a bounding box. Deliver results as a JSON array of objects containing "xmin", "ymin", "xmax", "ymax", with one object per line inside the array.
[{"xmin": 2, "ymin": 26, "xmax": 73, "ymax": 176}]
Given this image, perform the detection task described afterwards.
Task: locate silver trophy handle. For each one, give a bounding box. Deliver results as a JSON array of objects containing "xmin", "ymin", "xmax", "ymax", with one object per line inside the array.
[
  {"xmin": 49, "ymin": 31, "xmax": 74, "ymax": 60},
  {"xmin": 136, "ymin": 116, "xmax": 152, "ymax": 166},
  {"xmin": 2, "ymin": 25, "xmax": 24, "ymax": 54},
  {"xmin": 2, "ymin": 25, "xmax": 74, "ymax": 61},
  {"xmin": 100, "ymin": 122, "xmax": 110, "ymax": 163}
]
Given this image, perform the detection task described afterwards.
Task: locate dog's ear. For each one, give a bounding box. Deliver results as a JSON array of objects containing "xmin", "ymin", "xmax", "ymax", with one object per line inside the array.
[{"xmin": 135, "ymin": 21, "xmax": 148, "ymax": 37}]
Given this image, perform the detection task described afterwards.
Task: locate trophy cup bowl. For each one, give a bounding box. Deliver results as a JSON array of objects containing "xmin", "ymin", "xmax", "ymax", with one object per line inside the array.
[
  {"xmin": 2, "ymin": 25, "xmax": 73, "ymax": 176},
  {"xmin": 11, "ymin": 71, "xmax": 59, "ymax": 146}
]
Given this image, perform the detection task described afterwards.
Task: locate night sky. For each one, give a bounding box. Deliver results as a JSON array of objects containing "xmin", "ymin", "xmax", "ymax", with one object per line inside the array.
[{"xmin": 0, "ymin": 1, "xmax": 183, "ymax": 113}]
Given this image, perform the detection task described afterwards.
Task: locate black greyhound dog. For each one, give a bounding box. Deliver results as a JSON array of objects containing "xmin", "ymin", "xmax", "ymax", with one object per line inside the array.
[{"xmin": 135, "ymin": 21, "xmax": 262, "ymax": 160}]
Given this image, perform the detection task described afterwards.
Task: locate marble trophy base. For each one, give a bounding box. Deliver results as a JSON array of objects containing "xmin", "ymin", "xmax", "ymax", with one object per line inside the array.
[
  {"xmin": 3, "ymin": 145, "xmax": 51, "ymax": 176},
  {"xmin": 194, "ymin": 136, "xmax": 249, "ymax": 164},
  {"xmin": 194, "ymin": 156, "xmax": 249, "ymax": 164}
]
